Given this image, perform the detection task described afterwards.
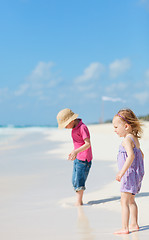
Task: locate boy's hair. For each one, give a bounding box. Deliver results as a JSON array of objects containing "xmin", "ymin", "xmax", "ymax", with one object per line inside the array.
[{"xmin": 116, "ymin": 109, "xmax": 143, "ymax": 138}]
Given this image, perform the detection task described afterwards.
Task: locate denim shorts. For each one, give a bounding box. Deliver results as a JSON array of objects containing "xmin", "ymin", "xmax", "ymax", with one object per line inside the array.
[{"xmin": 72, "ymin": 158, "xmax": 92, "ymax": 192}]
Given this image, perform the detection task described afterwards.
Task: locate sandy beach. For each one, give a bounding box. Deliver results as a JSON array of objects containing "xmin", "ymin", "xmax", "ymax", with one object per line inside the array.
[{"xmin": 0, "ymin": 123, "xmax": 148, "ymax": 240}]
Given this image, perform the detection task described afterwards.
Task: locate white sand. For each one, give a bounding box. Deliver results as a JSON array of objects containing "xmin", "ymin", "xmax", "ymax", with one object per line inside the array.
[{"xmin": 0, "ymin": 123, "xmax": 149, "ymax": 239}]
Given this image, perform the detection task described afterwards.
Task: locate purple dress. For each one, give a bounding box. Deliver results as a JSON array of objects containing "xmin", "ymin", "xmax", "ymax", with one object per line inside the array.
[{"xmin": 117, "ymin": 137, "xmax": 144, "ymax": 195}]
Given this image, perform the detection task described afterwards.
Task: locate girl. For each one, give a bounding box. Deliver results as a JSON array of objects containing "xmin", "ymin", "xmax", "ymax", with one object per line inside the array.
[
  {"xmin": 113, "ymin": 109, "xmax": 144, "ymax": 234},
  {"xmin": 57, "ymin": 108, "xmax": 92, "ymax": 206}
]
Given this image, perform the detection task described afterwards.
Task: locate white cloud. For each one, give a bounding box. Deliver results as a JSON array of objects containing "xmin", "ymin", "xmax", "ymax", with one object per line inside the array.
[
  {"xmin": 0, "ymin": 88, "xmax": 9, "ymax": 96},
  {"xmin": 106, "ymin": 82, "xmax": 127, "ymax": 93},
  {"xmin": 134, "ymin": 91, "xmax": 149, "ymax": 104},
  {"xmin": 145, "ymin": 69, "xmax": 149, "ymax": 79},
  {"xmin": 109, "ymin": 58, "xmax": 131, "ymax": 78},
  {"xmin": 14, "ymin": 61, "xmax": 61, "ymax": 98},
  {"xmin": 140, "ymin": 0, "xmax": 149, "ymax": 9},
  {"xmin": 102, "ymin": 96, "xmax": 125, "ymax": 103},
  {"xmin": 85, "ymin": 92, "xmax": 97, "ymax": 99},
  {"xmin": 14, "ymin": 84, "xmax": 29, "ymax": 96},
  {"xmin": 74, "ymin": 62, "xmax": 105, "ymax": 83},
  {"xmin": 76, "ymin": 84, "xmax": 94, "ymax": 92},
  {"xmin": 27, "ymin": 62, "xmax": 54, "ymax": 82}
]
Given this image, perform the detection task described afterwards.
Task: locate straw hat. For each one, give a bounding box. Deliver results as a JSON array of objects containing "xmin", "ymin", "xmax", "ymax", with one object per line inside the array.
[{"xmin": 57, "ymin": 108, "xmax": 78, "ymax": 128}]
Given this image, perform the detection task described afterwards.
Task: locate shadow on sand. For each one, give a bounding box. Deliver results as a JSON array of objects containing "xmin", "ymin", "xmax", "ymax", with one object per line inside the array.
[
  {"xmin": 87, "ymin": 192, "xmax": 149, "ymax": 205},
  {"xmin": 139, "ymin": 225, "xmax": 149, "ymax": 232}
]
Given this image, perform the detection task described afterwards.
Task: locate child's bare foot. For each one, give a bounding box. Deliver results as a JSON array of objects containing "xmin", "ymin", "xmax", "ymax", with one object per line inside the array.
[
  {"xmin": 114, "ymin": 229, "xmax": 129, "ymax": 235},
  {"xmin": 75, "ymin": 201, "xmax": 83, "ymax": 206},
  {"xmin": 129, "ymin": 225, "xmax": 139, "ymax": 232},
  {"xmin": 75, "ymin": 190, "xmax": 84, "ymax": 206}
]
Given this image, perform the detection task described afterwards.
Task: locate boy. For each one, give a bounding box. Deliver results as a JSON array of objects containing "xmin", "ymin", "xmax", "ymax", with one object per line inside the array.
[{"xmin": 57, "ymin": 108, "xmax": 92, "ymax": 206}]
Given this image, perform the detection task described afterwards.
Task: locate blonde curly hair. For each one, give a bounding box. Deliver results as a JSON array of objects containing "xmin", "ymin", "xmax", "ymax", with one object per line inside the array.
[{"xmin": 116, "ymin": 109, "xmax": 143, "ymax": 138}]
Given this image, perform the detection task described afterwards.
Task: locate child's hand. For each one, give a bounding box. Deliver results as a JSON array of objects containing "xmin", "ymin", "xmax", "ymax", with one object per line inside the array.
[
  {"xmin": 116, "ymin": 172, "xmax": 122, "ymax": 182},
  {"xmin": 68, "ymin": 150, "xmax": 77, "ymax": 161}
]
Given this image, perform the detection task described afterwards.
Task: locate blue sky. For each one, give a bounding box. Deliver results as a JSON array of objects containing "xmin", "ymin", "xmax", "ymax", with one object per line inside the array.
[{"xmin": 0, "ymin": 0, "xmax": 149, "ymax": 126}]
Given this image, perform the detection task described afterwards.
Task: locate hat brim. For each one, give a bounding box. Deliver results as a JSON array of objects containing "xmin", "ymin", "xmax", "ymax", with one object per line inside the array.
[{"xmin": 58, "ymin": 113, "xmax": 78, "ymax": 129}]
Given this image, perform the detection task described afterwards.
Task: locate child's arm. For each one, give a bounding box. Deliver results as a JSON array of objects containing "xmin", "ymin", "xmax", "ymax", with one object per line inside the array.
[
  {"xmin": 140, "ymin": 148, "xmax": 144, "ymax": 160},
  {"xmin": 68, "ymin": 138, "xmax": 91, "ymax": 161},
  {"xmin": 116, "ymin": 137, "xmax": 135, "ymax": 182}
]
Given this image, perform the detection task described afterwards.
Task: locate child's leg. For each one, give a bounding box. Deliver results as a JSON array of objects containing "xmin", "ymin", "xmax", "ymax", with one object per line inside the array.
[
  {"xmin": 121, "ymin": 192, "xmax": 131, "ymax": 232},
  {"xmin": 73, "ymin": 159, "xmax": 91, "ymax": 206},
  {"xmin": 75, "ymin": 190, "xmax": 84, "ymax": 206},
  {"xmin": 114, "ymin": 192, "xmax": 131, "ymax": 234},
  {"xmin": 129, "ymin": 195, "xmax": 139, "ymax": 231}
]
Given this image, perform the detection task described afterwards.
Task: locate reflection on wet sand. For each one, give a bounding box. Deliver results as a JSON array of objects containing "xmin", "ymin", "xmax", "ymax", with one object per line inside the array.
[
  {"xmin": 118, "ymin": 230, "xmax": 140, "ymax": 240},
  {"xmin": 131, "ymin": 231, "xmax": 139, "ymax": 240},
  {"xmin": 77, "ymin": 206, "xmax": 94, "ymax": 240},
  {"xmin": 76, "ymin": 206, "xmax": 141, "ymax": 240}
]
